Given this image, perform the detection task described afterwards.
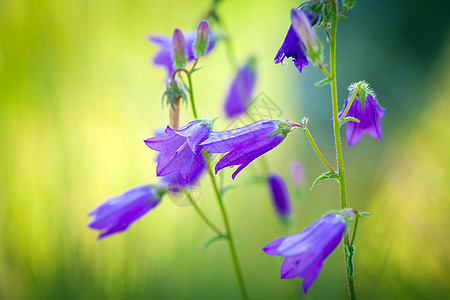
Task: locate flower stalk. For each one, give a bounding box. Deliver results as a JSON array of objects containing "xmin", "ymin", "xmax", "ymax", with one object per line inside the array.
[
  {"xmin": 185, "ymin": 65, "xmax": 249, "ymax": 299},
  {"xmin": 329, "ymin": 1, "xmax": 357, "ymax": 298}
]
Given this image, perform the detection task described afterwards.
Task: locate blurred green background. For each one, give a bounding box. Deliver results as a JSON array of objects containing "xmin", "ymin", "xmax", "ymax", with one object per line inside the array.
[{"xmin": 1, "ymin": 0, "xmax": 449, "ymax": 299}]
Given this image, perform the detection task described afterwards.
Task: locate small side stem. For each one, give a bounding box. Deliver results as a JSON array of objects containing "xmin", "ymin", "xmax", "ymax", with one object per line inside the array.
[
  {"xmin": 302, "ymin": 128, "xmax": 335, "ymax": 173},
  {"xmin": 183, "ymin": 189, "xmax": 223, "ymax": 236}
]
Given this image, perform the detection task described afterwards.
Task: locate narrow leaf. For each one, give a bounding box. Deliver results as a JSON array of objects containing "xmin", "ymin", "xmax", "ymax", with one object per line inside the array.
[
  {"xmin": 310, "ymin": 172, "xmax": 341, "ymax": 190},
  {"xmin": 198, "ymin": 234, "xmax": 227, "ymax": 250},
  {"xmin": 315, "ymin": 77, "xmax": 335, "ymax": 87},
  {"xmin": 220, "ymin": 184, "xmax": 237, "ymax": 197},
  {"xmin": 190, "ymin": 66, "xmax": 204, "ymax": 74}
]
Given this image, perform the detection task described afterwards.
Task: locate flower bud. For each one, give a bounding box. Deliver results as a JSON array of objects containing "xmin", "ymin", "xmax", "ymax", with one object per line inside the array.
[
  {"xmin": 194, "ymin": 20, "xmax": 209, "ymax": 58},
  {"xmin": 267, "ymin": 173, "xmax": 292, "ymax": 219},
  {"xmin": 290, "ymin": 9, "xmax": 322, "ymax": 62},
  {"xmin": 172, "ymin": 28, "xmax": 186, "ymax": 69}
]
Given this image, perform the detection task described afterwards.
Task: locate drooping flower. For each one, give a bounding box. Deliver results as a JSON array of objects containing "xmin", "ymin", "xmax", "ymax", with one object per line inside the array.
[
  {"xmin": 274, "ymin": 10, "xmax": 318, "ymax": 73},
  {"xmin": 223, "ymin": 59, "xmax": 257, "ymax": 118},
  {"xmin": 263, "ymin": 213, "xmax": 347, "ymax": 293},
  {"xmin": 267, "ymin": 173, "xmax": 292, "ymax": 219},
  {"xmin": 144, "ymin": 120, "xmax": 211, "ymax": 179},
  {"xmin": 201, "ymin": 120, "xmax": 294, "ymax": 179},
  {"xmin": 338, "ymin": 84, "xmax": 386, "ymax": 146},
  {"xmin": 87, "ymin": 185, "xmax": 164, "ymax": 240},
  {"xmin": 288, "ymin": 159, "xmax": 304, "ymax": 188},
  {"xmin": 148, "ymin": 25, "xmax": 216, "ymax": 77}
]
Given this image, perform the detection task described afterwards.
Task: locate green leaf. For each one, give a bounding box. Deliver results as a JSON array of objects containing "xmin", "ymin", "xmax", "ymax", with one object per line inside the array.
[
  {"xmin": 310, "ymin": 172, "xmax": 341, "ymax": 191},
  {"xmin": 220, "ymin": 184, "xmax": 237, "ymax": 197},
  {"xmin": 339, "ymin": 117, "xmax": 360, "ymax": 126},
  {"xmin": 198, "ymin": 234, "xmax": 227, "ymax": 250},
  {"xmin": 190, "ymin": 66, "xmax": 204, "ymax": 74},
  {"xmin": 315, "ymin": 77, "xmax": 335, "ymax": 87}
]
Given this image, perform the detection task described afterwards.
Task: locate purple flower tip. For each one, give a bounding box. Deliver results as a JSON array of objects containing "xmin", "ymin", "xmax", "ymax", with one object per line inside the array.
[
  {"xmin": 263, "ymin": 214, "xmax": 346, "ymax": 293},
  {"xmin": 144, "ymin": 120, "xmax": 211, "ymax": 180},
  {"xmin": 338, "ymin": 88, "xmax": 386, "ymax": 146},
  {"xmin": 200, "ymin": 120, "xmax": 287, "ymax": 179},
  {"xmin": 87, "ymin": 185, "xmax": 163, "ymax": 240},
  {"xmin": 267, "ymin": 173, "xmax": 292, "ymax": 218},
  {"xmin": 223, "ymin": 59, "xmax": 257, "ymax": 118}
]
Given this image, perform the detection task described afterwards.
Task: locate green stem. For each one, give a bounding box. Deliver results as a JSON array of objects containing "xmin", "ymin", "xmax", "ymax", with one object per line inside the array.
[
  {"xmin": 185, "ymin": 72, "xmax": 198, "ymax": 118},
  {"xmin": 302, "ymin": 127, "xmax": 335, "ymax": 173},
  {"xmin": 203, "ymin": 152, "xmax": 248, "ymax": 299},
  {"xmin": 183, "ymin": 189, "xmax": 223, "ymax": 236},
  {"xmin": 329, "ymin": 2, "xmax": 357, "ymax": 299},
  {"xmin": 186, "ymin": 69, "xmax": 248, "ymax": 299}
]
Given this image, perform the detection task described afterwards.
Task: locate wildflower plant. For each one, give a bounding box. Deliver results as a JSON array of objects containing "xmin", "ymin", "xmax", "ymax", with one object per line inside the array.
[{"xmin": 87, "ymin": 0, "xmax": 384, "ymax": 299}]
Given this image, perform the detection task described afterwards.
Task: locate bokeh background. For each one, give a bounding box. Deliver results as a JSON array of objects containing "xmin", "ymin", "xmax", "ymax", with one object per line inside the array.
[{"xmin": 1, "ymin": 0, "xmax": 449, "ymax": 299}]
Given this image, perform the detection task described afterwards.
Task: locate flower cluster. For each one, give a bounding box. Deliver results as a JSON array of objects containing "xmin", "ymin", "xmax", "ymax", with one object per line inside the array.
[{"xmin": 87, "ymin": 3, "xmax": 384, "ymax": 298}]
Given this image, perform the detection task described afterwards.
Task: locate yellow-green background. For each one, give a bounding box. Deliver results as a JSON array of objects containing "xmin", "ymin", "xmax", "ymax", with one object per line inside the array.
[{"xmin": 1, "ymin": 0, "xmax": 449, "ymax": 299}]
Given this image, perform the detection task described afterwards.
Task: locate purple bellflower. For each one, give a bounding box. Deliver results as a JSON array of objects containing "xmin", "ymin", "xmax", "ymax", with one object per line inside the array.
[
  {"xmin": 87, "ymin": 185, "xmax": 164, "ymax": 240},
  {"xmin": 201, "ymin": 120, "xmax": 293, "ymax": 179},
  {"xmin": 338, "ymin": 83, "xmax": 386, "ymax": 146},
  {"xmin": 223, "ymin": 59, "xmax": 257, "ymax": 118},
  {"xmin": 267, "ymin": 173, "xmax": 292, "ymax": 219},
  {"xmin": 151, "ymin": 127, "xmax": 206, "ymax": 190},
  {"xmin": 149, "ymin": 26, "xmax": 216, "ymax": 77},
  {"xmin": 144, "ymin": 120, "xmax": 211, "ymax": 180},
  {"xmin": 274, "ymin": 10, "xmax": 318, "ymax": 73},
  {"xmin": 159, "ymin": 151, "xmax": 207, "ymax": 191},
  {"xmin": 263, "ymin": 213, "xmax": 347, "ymax": 293}
]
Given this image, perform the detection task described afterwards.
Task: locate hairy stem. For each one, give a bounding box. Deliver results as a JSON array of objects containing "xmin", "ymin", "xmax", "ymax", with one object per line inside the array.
[{"xmin": 329, "ymin": 2, "xmax": 357, "ymax": 299}]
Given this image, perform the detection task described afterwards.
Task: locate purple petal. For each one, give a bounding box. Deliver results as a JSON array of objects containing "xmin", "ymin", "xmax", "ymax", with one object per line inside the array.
[{"xmin": 263, "ymin": 236, "xmax": 286, "ymax": 256}]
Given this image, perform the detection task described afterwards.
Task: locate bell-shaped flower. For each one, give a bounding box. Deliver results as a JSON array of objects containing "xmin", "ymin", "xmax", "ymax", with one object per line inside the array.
[
  {"xmin": 267, "ymin": 173, "xmax": 292, "ymax": 219},
  {"xmin": 144, "ymin": 120, "xmax": 211, "ymax": 179},
  {"xmin": 223, "ymin": 59, "xmax": 257, "ymax": 118},
  {"xmin": 339, "ymin": 86, "xmax": 385, "ymax": 146},
  {"xmin": 274, "ymin": 10, "xmax": 318, "ymax": 73},
  {"xmin": 263, "ymin": 213, "xmax": 347, "ymax": 293},
  {"xmin": 201, "ymin": 120, "xmax": 295, "ymax": 179},
  {"xmin": 87, "ymin": 185, "xmax": 164, "ymax": 240}
]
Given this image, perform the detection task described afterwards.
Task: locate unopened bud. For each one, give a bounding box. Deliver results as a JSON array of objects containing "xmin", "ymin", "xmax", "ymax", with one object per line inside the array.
[
  {"xmin": 172, "ymin": 28, "xmax": 186, "ymax": 69},
  {"xmin": 291, "ymin": 9, "xmax": 321, "ymax": 61},
  {"xmin": 194, "ymin": 20, "xmax": 209, "ymax": 58}
]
